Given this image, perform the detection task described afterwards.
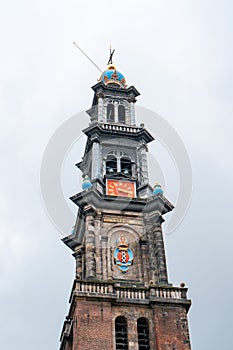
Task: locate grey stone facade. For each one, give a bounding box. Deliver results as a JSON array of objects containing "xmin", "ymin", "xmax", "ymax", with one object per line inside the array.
[{"xmin": 64, "ymin": 79, "xmax": 174, "ymax": 286}]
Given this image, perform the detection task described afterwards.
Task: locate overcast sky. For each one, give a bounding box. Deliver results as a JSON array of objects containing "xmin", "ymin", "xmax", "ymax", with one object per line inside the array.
[{"xmin": 1, "ymin": 1, "xmax": 233, "ymax": 349}]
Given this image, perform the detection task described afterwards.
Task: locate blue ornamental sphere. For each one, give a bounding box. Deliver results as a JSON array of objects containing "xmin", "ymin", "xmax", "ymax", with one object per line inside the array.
[
  {"xmin": 100, "ymin": 64, "xmax": 126, "ymax": 88},
  {"xmin": 153, "ymin": 183, "xmax": 164, "ymax": 195},
  {"xmin": 82, "ymin": 175, "xmax": 92, "ymax": 190}
]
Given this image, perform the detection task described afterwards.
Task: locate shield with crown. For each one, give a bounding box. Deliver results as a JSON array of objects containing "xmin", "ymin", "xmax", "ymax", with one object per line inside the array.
[{"xmin": 114, "ymin": 236, "xmax": 134, "ymax": 273}]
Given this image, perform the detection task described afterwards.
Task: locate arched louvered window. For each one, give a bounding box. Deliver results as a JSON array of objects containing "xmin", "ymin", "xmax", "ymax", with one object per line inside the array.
[
  {"xmin": 115, "ymin": 316, "xmax": 128, "ymax": 350},
  {"xmin": 137, "ymin": 317, "xmax": 150, "ymax": 350},
  {"xmin": 107, "ymin": 103, "xmax": 115, "ymax": 122},
  {"xmin": 118, "ymin": 105, "xmax": 126, "ymax": 124},
  {"xmin": 120, "ymin": 157, "xmax": 132, "ymax": 176},
  {"xmin": 106, "ymin": 155, "xmax": 117, "ymax": 174}
]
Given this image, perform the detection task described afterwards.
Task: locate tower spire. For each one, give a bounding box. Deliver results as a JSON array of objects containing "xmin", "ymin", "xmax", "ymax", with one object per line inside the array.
[{"xmin": 59, "ymin": 55, "xmax": 192, "ymax": 350}]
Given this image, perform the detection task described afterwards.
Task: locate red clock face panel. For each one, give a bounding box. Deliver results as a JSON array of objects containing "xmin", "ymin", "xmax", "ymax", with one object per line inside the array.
[{"xmin": 106, "ymin": 179, "xmax": 136, "ymax": 198}]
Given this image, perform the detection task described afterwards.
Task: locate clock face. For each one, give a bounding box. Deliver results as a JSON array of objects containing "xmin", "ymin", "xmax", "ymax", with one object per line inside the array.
[{"xmin": 106, "ymin": 179, "xmax": 136, "ymax": 198}]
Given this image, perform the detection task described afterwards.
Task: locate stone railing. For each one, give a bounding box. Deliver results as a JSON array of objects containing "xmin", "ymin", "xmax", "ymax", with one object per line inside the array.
[
  {"xmin": 150, "ymin": 287, "xmax": 186, "ymax": 299},
  {"xmin": 76, "ymin": 281, "xmax": 114, "ymax": 294},
  {"xmin": 101, "ymin": 123, "xmax": 141, "ymax": 133},
  {"xmin": 115, "ymin": 287, "xmax": 147, "ymax": 300},
  {"xmin": 74, "ymin": 281, "xmax": 188, "ymax": 301}
]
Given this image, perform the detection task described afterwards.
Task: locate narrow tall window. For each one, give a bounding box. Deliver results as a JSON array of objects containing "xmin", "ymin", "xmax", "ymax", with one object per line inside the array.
[
  {"xmin": 118, "ymin": 105, "xmax": 126, "ymax": 123},
  {"xmin": 106, "ymin": 155, "xmax": 117, "ymax": 174},
  {"xmin": 120, "ymin": 157, "xmax": 132, "ymax": 176},
  {"xmin": 115, "ymin": 316, "xmax": 128, "ymax": 349},
  {"xmin": 137, "ymin": 318, "xmax": 150, "ymax": 350},
  {"xmin": 107, "ymin": 103, "xmax": 115, "ymax": 122}
]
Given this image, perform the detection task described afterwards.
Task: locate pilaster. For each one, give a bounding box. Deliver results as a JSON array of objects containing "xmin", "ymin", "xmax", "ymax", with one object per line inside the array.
[
  {"xmin": 114, "ymin": 101, "xmax": 118, "ymax": 123},
  {"xmin": 146, "ymin": 220, "xmax": 158, "ymax": 285},
  {"xmin": 140, "ymin": 238, "xmax": 149, "ymax": 284},
  {"xmin": 153, "ymin": 218, "xmax": 169, "ymax": 285},
  {"xmin": 128, "ymin": 97, "xmax": 136, "ymax": 125},
  {"xmin": 97, "ymin": 95, "xmax": 104, "ymax": 122},
  {"xmin": 94, "ymin": 211, "xmax": 102, "ymax": 280},
  {"xmin": 91, "ymin": 141, "xmax": 101, "ymax": 179},
  {"xmin": 73, "ymin": 245, "xmax": 84, "ymax": 279},
  {"xmin": 101, "ymin": 236, "xmax": 108, "ymax": 281},
  {"xmin": 138, "ymin": 141, "xmax": 149, "ymax": 186},
  {"xmin": 85, "ymin": 214, "xmax": 96, "ymax": 279}
]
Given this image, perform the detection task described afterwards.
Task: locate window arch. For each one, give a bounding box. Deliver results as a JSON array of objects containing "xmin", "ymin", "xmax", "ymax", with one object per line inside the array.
[
  {"xmin": 137, "ymin": 317, "xmax": 150, "ymax": 350},
  {"xmin": 107, "ymin": 103, "xmax": 115, "ymax": 122},
  {"xmin": 115, "ymin": 316, "xmax": 128, "ymax": 349},
  {"xmin": 106, "ymin": 155, "xmax": 117, "ymax": 174},
  {"xmin": 120, "ymin": 157, "xmax": 132, "ymax": 176},
  {"xmin": 118, "ymin": 105, "xmax": 126, "ymax": 124}
]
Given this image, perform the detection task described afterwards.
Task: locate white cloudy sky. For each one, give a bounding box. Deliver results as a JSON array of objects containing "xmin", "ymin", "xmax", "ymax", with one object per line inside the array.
[{"xmin": 1, "ymin": 0, "xmax": 233, "ymax": 349}]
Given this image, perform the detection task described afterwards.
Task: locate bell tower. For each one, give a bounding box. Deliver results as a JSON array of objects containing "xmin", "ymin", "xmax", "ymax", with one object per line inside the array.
[{"xmin": 59, "ymin": 62, "xmax": 192, "ymax": 350}]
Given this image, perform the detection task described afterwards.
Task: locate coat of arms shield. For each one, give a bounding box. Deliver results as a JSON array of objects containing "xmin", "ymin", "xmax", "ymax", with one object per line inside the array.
[{"xmin": 114, "ymin": 235, "xmax": 134, "ymax": 273}]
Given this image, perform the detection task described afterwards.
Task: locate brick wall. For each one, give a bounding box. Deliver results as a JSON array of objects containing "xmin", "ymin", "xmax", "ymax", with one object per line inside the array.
[
  {"xmin": 73, "ymin": 300, "xmax": 113, "ymax": 350},
  {"xmin": 153, "ymin": 305, "xmax": 191, "ymax": 350},
  {"xmin": 60, "ymin": 296, "xmax": 191, "ymax": 350}
]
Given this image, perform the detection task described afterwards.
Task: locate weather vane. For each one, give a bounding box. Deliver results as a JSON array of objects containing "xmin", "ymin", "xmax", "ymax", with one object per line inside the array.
[
  {"xmin": 107, "ymin": 45, "xmax": 115, "ymax": 65},
  {"xmin": 73, "ymin": 42, "xmax": 116, "ymax": 72}
]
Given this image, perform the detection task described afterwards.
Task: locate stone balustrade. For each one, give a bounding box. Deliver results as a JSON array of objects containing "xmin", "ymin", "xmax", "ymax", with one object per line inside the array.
[
  {"xmin": 74, "ymin": 281, "xmax": 188, "ymax": 301},
  {"xmin": 150, "ymin": 287, "xmax": 185, "ymax": 299},
  {"xmin": 76, "ymin": 281, "xmax": 114, "ymax": 294},
  {"xmin": 101, "ymin": 123, "xmax": 141, "ymax": 133},
  {"xmin": 115, "ymin": 287, "xmax": 146, "ymax": 300}
]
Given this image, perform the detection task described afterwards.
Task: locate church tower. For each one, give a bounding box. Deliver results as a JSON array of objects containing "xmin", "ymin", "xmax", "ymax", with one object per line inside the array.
[{"xmin": 59, "ymin": 61, "xmax": 192, "ymax": 350}]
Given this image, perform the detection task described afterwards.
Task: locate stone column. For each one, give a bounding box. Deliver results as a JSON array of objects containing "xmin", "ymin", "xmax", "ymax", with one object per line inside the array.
[
  {"xmin": 140, "ymin": 239, "xmax": 149, "ymax": 284},
  {"xmin": 131, "ymin": 162, "xmax": 136, "ymax": 178},
  {"xmin": 107, "ymin": 244, "xmax": 112, "ymax": 281},
  {"xmin": 94, "ymin": 212, "xmax": 102, "ymax": 280},
  {"xmin": 117, "ymin": 155, "xmax": 121, "ymax": 173},
  {"xmin": 153, "ymin": 217, "xmax": 168, "ymax": 285},
  {"xmin": 97, "ymin": 96, "xmax": 104, "ymax": 122},
  {"xmin": 138, "ymin": 141, "xmax": 149, "ymax": 186},
  {"xmin": 146, "ymin": 220, "xmax": 158, "ymax": 284},
  {"xmin": 101, "ymin": 236, "xmax": 108, "ymax": 281},
  {"xmin": 85, "ymin": 214, "xmax": 96, "ymax": 279},
  {"xmin": 102, "ymin": 156, "xmax": 106, "ymax": 176},
  {"xmin": 128, "ymin": 98, "xmax": 136, "ymax": 125},
  {"xmin": 109, "ymin": 246, "xmax": 113, "ymax": 281},
  {"xmin": 114, "ymin": 101, "xmax": 118, "ymax": 123},
  {"xmin": 91, "ymin": 141, "xmax": 101, "ymax": 179},
  {"xmin": 73, "ymin": 246, "xmax": 84, "ymax": 279}
]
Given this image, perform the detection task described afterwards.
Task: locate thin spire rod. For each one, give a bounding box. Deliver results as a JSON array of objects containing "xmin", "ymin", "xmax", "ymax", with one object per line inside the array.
[
  {"xmin": 73, "ymin": 42, "xmax": 102, "ymax": 73},
  {"xmin": 107, "ymin": 44, "xmax": 115, "ymax": 65}
]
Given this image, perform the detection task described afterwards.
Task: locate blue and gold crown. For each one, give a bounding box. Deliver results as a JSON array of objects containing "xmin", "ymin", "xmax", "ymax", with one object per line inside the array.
[{"xmin": 99, "ymin": 64, "xmax": 126, "ymax": 88}]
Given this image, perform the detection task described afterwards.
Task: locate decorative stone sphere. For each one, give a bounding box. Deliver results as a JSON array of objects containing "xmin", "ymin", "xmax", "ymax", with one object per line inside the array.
[
  {"xmin": 82, "ymin": 175, "xmax": 92, "ymax": 190},
  {"xmin": 100, "ymin": 64, "xmax": 126, "ymax": 88},
  {"xmin": 153, "ymin": 182, "xmax": 164, "ymax": 195}
]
